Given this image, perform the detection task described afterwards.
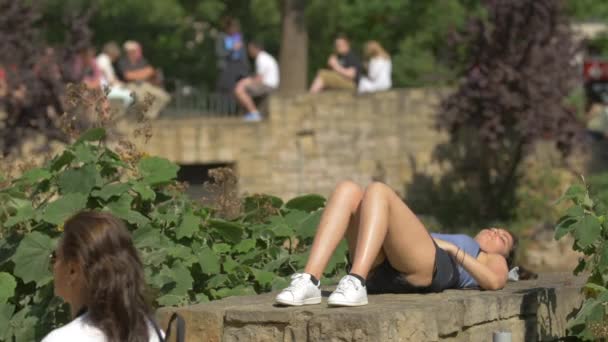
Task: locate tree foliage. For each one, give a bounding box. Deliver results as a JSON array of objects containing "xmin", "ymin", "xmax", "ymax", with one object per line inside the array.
[
  {"xmin": 425, "ymin": 0, "xmax": 584, "ymax": 224},
  {"xmin": 0, "ymin": 127, "xmax": 346, "ymax": 340}
]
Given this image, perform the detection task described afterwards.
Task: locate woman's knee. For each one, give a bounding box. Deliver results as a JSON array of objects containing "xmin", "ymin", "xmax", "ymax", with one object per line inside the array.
[
  {"xmin": 334, "ymin": 180, "xmax": 363, "ymax": 207},
  {"xmin": 364, "ymin": 182, "xmax": 392, "ymax": 198}
]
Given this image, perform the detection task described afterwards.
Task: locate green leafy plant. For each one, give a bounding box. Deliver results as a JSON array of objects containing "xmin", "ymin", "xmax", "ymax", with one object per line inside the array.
[
  {"xmin": 0, "ymin": 128, "xmax": 345, "ymax": 341},
  {"xmin": 555, "ymin": 181, "xmax": 608, "ymax": 340}
]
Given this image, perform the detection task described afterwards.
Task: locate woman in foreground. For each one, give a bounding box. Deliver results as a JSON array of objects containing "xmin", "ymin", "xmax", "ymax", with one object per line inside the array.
[
  {"xmin": 42, "ymin": 211, "xmax": 164, "ymax": 341},
  {"xmin": 276, "ymin": 181, "xmax": 517, "ymax": 307}
]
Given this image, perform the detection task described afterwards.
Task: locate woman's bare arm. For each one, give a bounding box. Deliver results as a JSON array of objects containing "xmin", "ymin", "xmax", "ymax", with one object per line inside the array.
[{"xmin": 434, "ymin": 238, "xmax": 508, "ymax": 290}]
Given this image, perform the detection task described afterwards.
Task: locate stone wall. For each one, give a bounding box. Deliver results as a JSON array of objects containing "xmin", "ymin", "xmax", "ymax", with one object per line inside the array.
[
  {"xmin": 130, "ymin": 89, "xmax": 447, "ymax": 199},
  {"xmin": 156, "ymin": 273, "xmax": 584, "ymax": 342}
]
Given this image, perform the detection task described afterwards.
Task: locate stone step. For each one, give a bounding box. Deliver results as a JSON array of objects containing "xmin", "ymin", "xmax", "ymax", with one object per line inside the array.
[{"xmin": 157, "ymin": 273, "xmax": 584, "ymax": 342}]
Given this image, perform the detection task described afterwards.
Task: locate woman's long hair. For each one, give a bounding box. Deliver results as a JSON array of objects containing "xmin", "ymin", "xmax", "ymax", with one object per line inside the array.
[
  {"xmin": 61, "ymin": 211, "xmax": 152, "ymax": 342},
  {"xmin": 364, "ymin": 40, "xmax": 390, "ymax": 60}
]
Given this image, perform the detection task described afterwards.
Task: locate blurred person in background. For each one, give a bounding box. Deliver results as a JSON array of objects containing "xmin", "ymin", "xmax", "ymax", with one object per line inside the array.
[
  {"xmin": 96, "ymin": 41, "xmax": 133, "ymax": 107},
  {"xmin": 117, "ymin": 40, "xmax": 170, "ymax": 119},
  {"xmin": 215, "ymin": 17, "xmax": 250, "ymax": 94},
  {"xmin": 358, "ymin": 41, "xmax": 392, "ymax": 93},
  {"xmin": 234, "ymin": 40, "xmax": 279, "ymax": 122},
  {"xmin": 309, "ymin": 34, "xmax": 362, "ymax": 93}
]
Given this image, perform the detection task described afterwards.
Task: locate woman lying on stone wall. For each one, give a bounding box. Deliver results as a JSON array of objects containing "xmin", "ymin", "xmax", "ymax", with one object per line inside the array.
[{"xmin": 275, "ymin": 181, "xmax": 520, "ymax": 307}]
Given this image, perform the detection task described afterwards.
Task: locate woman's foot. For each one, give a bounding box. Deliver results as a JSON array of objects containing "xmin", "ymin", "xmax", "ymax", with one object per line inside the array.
[
  {"xmin": 275, "ymin": 273, "xmax": 321, "ymax": 306},
  {"xmin": 328, "ymin": 275, "xmax": 368, "ymax": 307}
]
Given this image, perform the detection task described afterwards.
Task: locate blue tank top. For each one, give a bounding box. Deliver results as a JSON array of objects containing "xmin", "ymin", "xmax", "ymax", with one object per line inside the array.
[{"xmin": 431, "ymin": 233, "xmax": 480, "ymax": 288}]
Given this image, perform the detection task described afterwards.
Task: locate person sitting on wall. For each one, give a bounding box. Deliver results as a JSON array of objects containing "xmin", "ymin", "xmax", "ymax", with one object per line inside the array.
[
  {"xmin": 234, "ymin": 40, "xmax": 279, "ymax": 122},
  {"xmin": 116, "ymin": 40, "xmax": 170, "ymax": 119},
  {"xmin": 96, "ymin": 41, "xmax": 133, "ymax": 107},
  {"xmin": 309, "ymin": 34, "xmax": 362, "ymax": 94},
  {"xmin": 358, "ymin": 40, "xmax": 392, "ymax": 93}
]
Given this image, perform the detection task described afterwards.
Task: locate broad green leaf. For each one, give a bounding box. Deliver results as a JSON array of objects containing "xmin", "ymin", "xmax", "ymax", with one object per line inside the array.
[
  {"xmin": 600, "ymin": 244, "xmax": 608, "ymax": 273},
  {"xmin": 156, "ymin": 294, "xmax": 184, "ymax": 307},
  {"xmin": 574, "ymin": 215, "xmax": 601, "ymax": 249},
  {"xmin": 105, "ymin": 194, "xmax": 149, "ymax": 226},
  {"xmin": 285, "ymin": 194, "xmax": 326, "ymax": 212},
  {"xmin": 211, "ymin": 285, "xmax": 255, "ymax": 299},
  {"xmin": 0, "ymin": 273, "xmax": 16, "ymax": 304},
  {"xmin": 57, "ymin": 164, "xmax": 99, "ymax": 195},
  {"xmin": 324, "ymin": 240, "xmax": 348, "ymax": 276},
  {"xmin": 243, "ymin": 194, "xmax": 283, "ymax": 212},
  {"xmin": 133, "ymin": 182, "xmax": 156, "ymax": 201},
  {"xmin": 271, "ymin": 277, "xmax": 290, "ymax": 291},
  {"xmin": 170, "ymin": 263, "xmax": 194, "ymax": 295},
  {"xmin": 222, "ymin": 256, "xmax": 238, "ymax": 273},
  {"xmin": 208, "ymin": 219, "xmax": 243, "ymax": 243},
  {"xmin": 73, "ymin": 143, "xmax": 97, "ymax": 164},
  {"xmin": 12, "ymin": 232, "xmax": 55, "ymax": 286},
  {"xmin": 555, "ymin": 217, "xmax": 577, "ymax": 240},
  {"xmin": 284, "ymin": 209, "xmax": 309, "ymax": 228},
  {"xmin": 0, "ymin": 304, "xmax": 15, "ymax": 337},
  {"xmin": 92, "ymin": 182, "xmax": 131, "ymax": 201},
  {"xmin": 234, "ymin": 239, "xmax": 256, "ymax": 253},
  {"xmin": 206, "ymin": 274, "xmax": 228, "ymax": 288},
  {"xmin": 198, "ymin": 248, "xmax": 220, "ymax": 275},
  {"xmin": 137, "ymin": 157, "xmax": 179, "ymax": 186},
  {"xmin": 266, "ymin": 216, "xmax": 293, "ymax": 237},
  {"xmin": 296, "ymin": 210, "xmax": 322, "ymax": 239},
  {"xmin": 20, "ymin": 168, "xmax": 51, "ymax": 184},
  {"xmin": 167, "ymin": 245, "xmax": 197, "ymax": 266},
  {"xmin": 4, "ymin": 204, "xmax": 34, "ymax": 228},
  {"xmin": 43, "ymin": 193, "xmax": 88, "ymax": 225},
  {"xmin": 175, "ymin": 213, "xmax": 199, "ymax": 239},
  {"xmin": 252, "ymin": 268, "xmax": 275, "ymax": 286},
  {"xmin": 133, "ymin": 225, "xmax": 161, "ymax": 249},
  {"xmin": 212, "ymin": 243, "xmax": 231, "ymax": 254},
  {"xmin": 76, "ymin": 127, "xmax": 106, "ymax": 144},
  {"xmin": 565, "ymin": 206, "xmax": 584, "ymax": 218},
  {"xmin": 50, "ymin": 150, "xmax": 75, "ymax": 172}
]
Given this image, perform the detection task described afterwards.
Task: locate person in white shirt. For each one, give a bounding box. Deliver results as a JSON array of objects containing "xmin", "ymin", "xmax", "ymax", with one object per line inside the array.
[
  {"xmin": 358, "ymin": 41, "xmax": 392, "ymax": 93},
  {"xmin": 41, "ymin": 211, "xmax": 163, "ymax": 342},
  {"xmin": 96, "ymin": 41, "xmax": 133, "ymax": 107},
  {"xmin": 234, "ymin": 40, "xmax": 279, "ymax": 121}
]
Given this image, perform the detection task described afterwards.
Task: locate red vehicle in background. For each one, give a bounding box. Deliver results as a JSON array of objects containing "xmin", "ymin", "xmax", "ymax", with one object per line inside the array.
[{"xmin": 584, "ymin": 59, "xmax": 608, "ymax": 104}]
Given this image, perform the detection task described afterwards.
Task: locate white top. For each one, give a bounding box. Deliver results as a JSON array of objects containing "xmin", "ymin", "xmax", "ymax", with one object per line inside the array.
[
  {"xmin": 96, "ymin": 53, "xmax": 118, "ymax": 86},
  {"xmin": 358, "ymin": 57, "xmax": 392, "ymax": 93},
  {"xmin": 41, "ymin": 313, "xmax": 163, "ymax": 342},
  {"xmin": 255, "ymin": 51, "xmax": 280, "ymax": 88}
]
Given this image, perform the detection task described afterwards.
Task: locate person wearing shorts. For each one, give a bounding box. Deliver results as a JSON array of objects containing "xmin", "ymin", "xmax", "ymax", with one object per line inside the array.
[
  {"xmin": 310, "ymin": 34, "xmax": 362, "ymax": 93},
  {"xmin": 275, "ymin": 181, "xmax": 518, "ymax": 307},
  {"xmin": 234, "ymin": 40, "xmax": 279, "ymax": 122}
]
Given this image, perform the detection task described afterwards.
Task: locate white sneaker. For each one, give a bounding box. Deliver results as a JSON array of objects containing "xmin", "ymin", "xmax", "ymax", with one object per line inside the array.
[
  {"xmin": 275, "ymin": 273, "xmax": 321, "ymax": 306},
  {"xmin": 327, "ymin": 275, "xmax": 368, "ymax": 307},
  {"xmin": 243, "ymin": 111, "xmax": 262, "ymax": 122}
]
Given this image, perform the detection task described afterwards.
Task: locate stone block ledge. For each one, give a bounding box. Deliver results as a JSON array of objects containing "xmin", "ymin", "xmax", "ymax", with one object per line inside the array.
[{"xmin": 157, "ymin": 273, "xmax": 584, "ymax": 342}]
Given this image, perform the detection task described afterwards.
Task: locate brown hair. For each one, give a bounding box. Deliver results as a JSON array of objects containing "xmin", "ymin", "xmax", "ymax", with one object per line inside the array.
[
  {"xmin": 364, "ymin": 40, "xmax": 390, "ymax": 60},
  {"xmin": 61, "ymin": 211, "xmax": 152, "ymax": 342},
  {"xmin": 504, "ymin": 229, "xmax": 519, "ymax": 268}
]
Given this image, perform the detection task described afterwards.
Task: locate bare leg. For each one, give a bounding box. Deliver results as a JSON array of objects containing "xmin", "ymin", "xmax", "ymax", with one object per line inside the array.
[
  {"xmin": 304, "ymin": 181, "xmax": 363, "ymax": 279},
  {"xmin": 234, "ymin": 77, "xmax": 258, "ymax": 112},
  {"xmin": 309, "ymin": 72, "xmax": 325, "ymax": 94},
  {"xmin": 349, "ymin": 182, "xmax": 436, "ymax": 287}
]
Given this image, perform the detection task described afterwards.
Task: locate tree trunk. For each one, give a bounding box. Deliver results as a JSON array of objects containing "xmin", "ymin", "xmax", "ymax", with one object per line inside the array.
[{"xmin": 278, "ymin": 0, "xmax": 308, "ymax": 95}]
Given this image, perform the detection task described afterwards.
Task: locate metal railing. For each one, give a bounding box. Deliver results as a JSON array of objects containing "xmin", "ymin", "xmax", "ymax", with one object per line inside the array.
[{"xmin": 161, "ymin": 80, "xmax": 243, "ymax": 118}]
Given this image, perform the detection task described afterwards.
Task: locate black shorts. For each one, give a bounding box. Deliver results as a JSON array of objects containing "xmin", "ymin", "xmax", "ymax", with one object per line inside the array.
[{"xmin": 365, "ymin": 241, "xmax": 460, "ymax": 294}]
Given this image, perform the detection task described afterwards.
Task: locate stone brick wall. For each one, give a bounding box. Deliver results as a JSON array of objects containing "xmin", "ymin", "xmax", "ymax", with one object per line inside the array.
[
  {"xmin": 131, "ymin": 89, "xmax": 448, "ymax": 199},
  {"xmin": 157, "ymin": 273, "xmax": 584, "ymax": 342}
]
